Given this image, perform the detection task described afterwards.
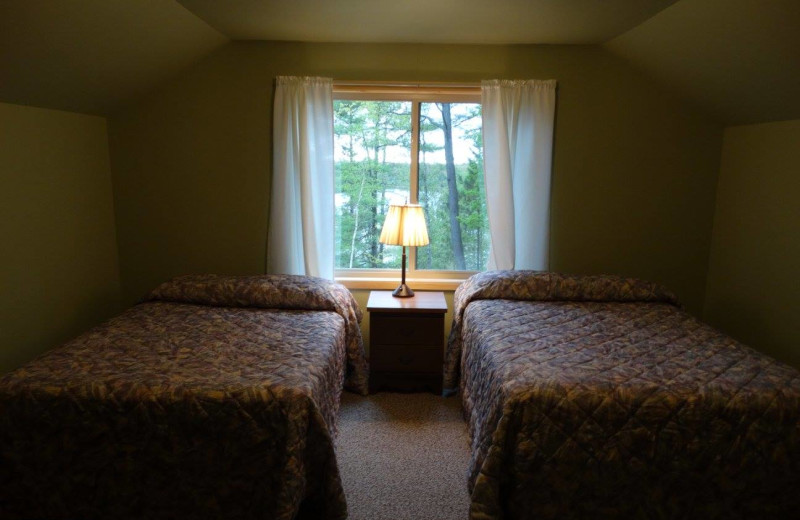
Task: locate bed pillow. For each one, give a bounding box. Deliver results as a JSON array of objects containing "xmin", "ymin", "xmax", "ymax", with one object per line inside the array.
[
  {"xmin": 147, "ymin": 274, "xmax": 369, "ymax": 394},
  {"xmin": 453, "ymin": 270, "xmax": 679, "ymax": 310},
  {"xmin": 444, "ymin": 270, "xmax": 680, "ymax": 392}
]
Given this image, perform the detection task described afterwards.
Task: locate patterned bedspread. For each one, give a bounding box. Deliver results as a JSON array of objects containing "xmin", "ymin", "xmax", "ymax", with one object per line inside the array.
[
  {"xmin": 0, "ymin": 274, "xmax": 368, "ymax": 520},
  {"xmin": 445, "ymin": 271, "xmax": 800, "ymax": 520}
]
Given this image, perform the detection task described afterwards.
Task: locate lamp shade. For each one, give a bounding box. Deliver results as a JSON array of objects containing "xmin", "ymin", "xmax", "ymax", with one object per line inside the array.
[{"xmin": 379, "ymin": 204, "xmax": 429, "ymax": 247}]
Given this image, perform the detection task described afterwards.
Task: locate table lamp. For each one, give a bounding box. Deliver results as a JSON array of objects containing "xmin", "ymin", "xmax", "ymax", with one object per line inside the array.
[{"xmin": 379, "ymin": 203, "xmax": 429, "ymax": 297}]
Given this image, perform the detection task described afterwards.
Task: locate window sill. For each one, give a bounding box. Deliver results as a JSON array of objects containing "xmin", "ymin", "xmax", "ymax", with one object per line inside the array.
[{"xmin": 335, "ymin": 276, "xmax": 465, "ymax": 292}]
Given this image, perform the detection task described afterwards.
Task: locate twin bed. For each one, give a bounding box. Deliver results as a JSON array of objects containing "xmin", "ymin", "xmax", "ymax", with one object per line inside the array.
[
  {"xmin": 445, "ymin": 271, "xmax": 800, "ymax": 519},
  {"xmin": 2, "ymin": 271, "xmax": 798, "ymax": 519},
  {"xmin": 0, "ymin": 274, "xmax": 368, "ymax": 520}
]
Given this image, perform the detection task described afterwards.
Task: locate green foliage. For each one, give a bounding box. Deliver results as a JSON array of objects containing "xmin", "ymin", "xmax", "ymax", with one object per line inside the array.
[
  {"xmin": 334, "ymin": 100, "xmax": 488, "ymax": 271},
  {"xmin": 417, "ymin": 160, "xmax": 489, "ymax": 271}
]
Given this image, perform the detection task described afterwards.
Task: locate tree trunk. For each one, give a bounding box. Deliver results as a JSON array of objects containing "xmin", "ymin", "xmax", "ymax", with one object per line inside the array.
[
  {"xmin": 441, "ymin": 103, "xmax": 466, "ymax": 270},
  {"xmin": 348, "ymin": 173, "xmax": 366, "ymax": 268},
  {"xmin": 369, "ymin": 168, "xmax": 378, "ymax": 267},
  {"xmin": 379, "ymin": 188, "xmax": 386, "ymax": 263},
  {"xmin": 420, "ymin": 158, "xmax": 434, "ymax": 269},
  {"xmin": 476, "ymin": 228, "xmax": 482, "ymax": 270}
]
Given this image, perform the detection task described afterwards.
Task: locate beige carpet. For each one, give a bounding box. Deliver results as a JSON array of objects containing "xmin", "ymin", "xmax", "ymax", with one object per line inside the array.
[{"xmin": 335, "ymin": 392, "xmax": 471, "ymax": 520}]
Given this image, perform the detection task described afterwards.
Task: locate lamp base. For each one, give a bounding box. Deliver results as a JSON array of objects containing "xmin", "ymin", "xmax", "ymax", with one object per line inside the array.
[{"xmin": 391, "ymin": 283, "xmax": 415, "ymax": 298}]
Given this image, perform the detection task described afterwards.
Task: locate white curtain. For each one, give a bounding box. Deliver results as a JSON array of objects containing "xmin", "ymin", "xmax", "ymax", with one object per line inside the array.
[
  {"xmin": 482, "ymin": 79, "xmax": 557, "ymax": 270},
  {"xmin": 268, "ymin": 76, "xmax": 334, "ymax": 279}
]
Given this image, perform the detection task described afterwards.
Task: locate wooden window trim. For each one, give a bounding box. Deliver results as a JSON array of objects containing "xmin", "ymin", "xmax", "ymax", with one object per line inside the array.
[
  {"xmin": 333, "ymin": 81, "xmax": 480, "ymax": 102},
  {"xmin": 333, "ymin": 82, "xmax": 483, "ymax": 286}
]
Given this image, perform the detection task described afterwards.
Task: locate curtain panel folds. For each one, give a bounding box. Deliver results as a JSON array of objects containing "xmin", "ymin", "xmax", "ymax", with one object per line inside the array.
[
  {"xmin": 482, "ymin": 79, "xmax": 557, "ymax": 271},
  {"xmin": 268, "ymin": 76, "xmax": 335, "ymax": 280}
]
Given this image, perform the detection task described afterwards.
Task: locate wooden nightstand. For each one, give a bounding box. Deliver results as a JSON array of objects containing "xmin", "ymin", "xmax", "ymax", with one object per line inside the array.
[{"xmin": 367, "ymin": 290, "xmax": 448, "ymax": 394}]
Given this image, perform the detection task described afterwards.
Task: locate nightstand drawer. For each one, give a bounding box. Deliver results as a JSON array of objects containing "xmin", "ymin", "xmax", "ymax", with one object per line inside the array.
[
  {"xmin": 367, "ymin": 291, "xmax": 447, "ymax": 394},
  {"xmin": 371, "ymin": 314, "xmax": 443, "ymax": 346},
  {"xmin": 371, "ymin": 345, "xmax": 442, "ymax": 373}
]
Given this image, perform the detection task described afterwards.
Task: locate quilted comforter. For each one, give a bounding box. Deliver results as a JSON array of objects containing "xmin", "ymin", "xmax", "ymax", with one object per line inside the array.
[
  {"xmin": 444, "ymin": 271, "xmax": 800, "ymax": 520},
  {"xmin": 0, "ymin": 274, "xmax": 368, "ymax": 520}
]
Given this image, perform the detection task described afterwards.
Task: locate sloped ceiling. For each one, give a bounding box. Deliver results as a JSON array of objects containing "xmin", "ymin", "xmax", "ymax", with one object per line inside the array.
[
  {"xmin": 0, "ymin": 0, "xmax": 227, "ymax": 115},
  {"xmin": 605, "ymin": 0, "xmax": 800, "ymax": 125},
  {"xmin": 176, "ymin": 0, "xmax": 677, "ymax": 44},
  {"xmin": 0, "ymin": 0, "xmax": 797, "ymax": 124}
]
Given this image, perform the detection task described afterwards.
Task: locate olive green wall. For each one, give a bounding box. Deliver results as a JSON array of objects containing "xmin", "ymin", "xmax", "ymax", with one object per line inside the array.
[
  {"xmin": 0, "ymin": 102, "xmax": 121, "ymax": 372},
  {"xmin": 109, "ymin": 41, "xmax": 722, "ymax": 314},
  {"xmin": 704, "ymin": 119, "xmax": 800, "ymax": 368}
]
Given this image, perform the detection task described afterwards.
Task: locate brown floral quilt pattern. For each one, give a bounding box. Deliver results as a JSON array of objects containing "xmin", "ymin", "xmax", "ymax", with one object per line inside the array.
[
  {"xmin": 445, "ymin": 271, "xmax": 800, "ymax": 520},
  {"xmin": 0, "ymin": 274, "xmax": 368, "ymax": 520}
]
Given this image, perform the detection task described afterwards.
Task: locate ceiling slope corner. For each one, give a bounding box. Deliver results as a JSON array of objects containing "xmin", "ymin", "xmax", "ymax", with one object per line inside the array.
[
  {"xmin": 0, "ymin": 0, "xmax": 230, "ymax": 116},
  {"xmin": 603, "ymin": 0, "xmax": 800, "ymax": 125}
]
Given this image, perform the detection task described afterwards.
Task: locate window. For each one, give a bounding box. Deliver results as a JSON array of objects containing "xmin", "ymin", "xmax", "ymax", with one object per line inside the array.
[{"xmin": 333, "ymin": 84, "xmax": 488, "ymax": 283}]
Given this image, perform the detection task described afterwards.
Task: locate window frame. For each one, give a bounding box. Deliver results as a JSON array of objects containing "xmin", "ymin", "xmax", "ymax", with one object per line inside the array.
[{"xmin": 332, "ymin": 82, "xmax": 483, "ymax": 290}]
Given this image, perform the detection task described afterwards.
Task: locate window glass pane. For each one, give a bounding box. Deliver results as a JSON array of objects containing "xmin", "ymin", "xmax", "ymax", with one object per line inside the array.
[
  {"xmin": 417, "ymin": 102, "xmax": 488, "ymax": 271},
  {"xmin": 334, "ymin": 100, "xmax": 411, "ymax": 269}
]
